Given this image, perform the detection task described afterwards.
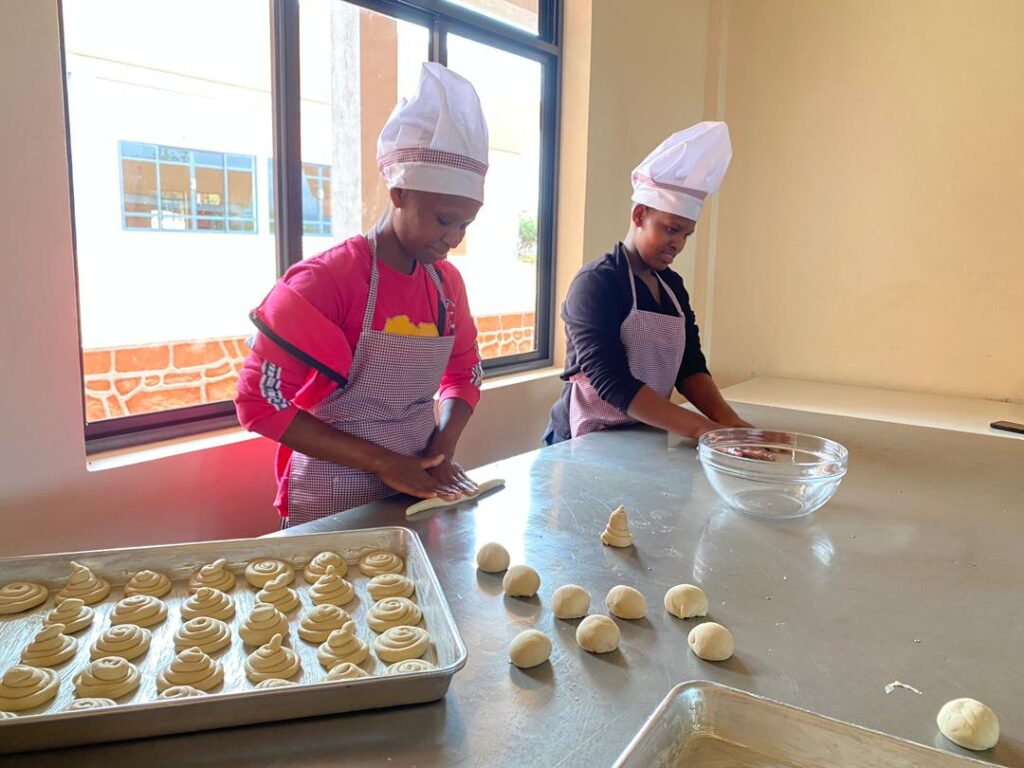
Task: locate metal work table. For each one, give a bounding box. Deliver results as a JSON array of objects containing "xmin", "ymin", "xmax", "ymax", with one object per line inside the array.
[{"xmin": 4, "ymin": 405, "xmax": 1022, "ymax": 766}]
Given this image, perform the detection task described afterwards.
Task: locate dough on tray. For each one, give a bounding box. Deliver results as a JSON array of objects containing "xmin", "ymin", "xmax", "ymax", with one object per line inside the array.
[
  {"xmin": 0, "ymin": 582, "xmax": 48, "ymax": 615},
  {"xmin": 73, "ymin": 657, "xmax": 141, "ymax": 700},
  {"xmin": 605, "ymin": 585, "xmax": 646, "ymax": 620},
  {"xmin": 552, "ymin": 585, "xmax": 590, "ymax": 619},
  {"xmin": 366, "ymin": 597, "xmax": 422, "ymax": 633},
  {"xmin": 110, "ymin": 594, "xmax": 168, "ymax": 628},
  {"xmin": 181, "ymin": 587, "xmax": 235, "ymax": 621},
  {"xmin": 502, "ymin": 565, "xmax": 541, "ymax": 598},
  {"xmin": 937, "ymin": 698, "xmax": 1000, "ymax": 751},
  {"xmin": 157, "ymin": 647, "xmax": 224, "ymax": 692},
  {"xmin": 124, "ymin": 570, "xmax": 172, "ymax": 598},
  {"xmin": 323, "ymin": 662, "xmax": 370, "ymax": 681},
  {"xmin": 308, "ymin": 566, "xmax": 355, "ymax": 607},
  {"xmin": 575, "ymin": 615, "xmax": 620, "ymax": 654},
  {"xmin": 254, "ymin": 678, "xmax": 298, "ymax": 689},
  {"xmin": 600, "ymin": 506, "xmax": 633, "ymax": 548},
  {"xmin": 298, "ymin": 604, "xmax": 351, "ymax": 644},
  {"xmin": 256, "ymin": 573, "xmax": 300, "ymax": 613},
  {"xmin": 317, "ymin": 623, "xmax": 369, "ymax": 669},
  {"xmin": 244, "ymin": 559, "xmax": 295, "ymax": 589},
  {"xmin": 57, "ymin": 562, "xmax": 110, "ymax": 605},
  {"xmin": 475, "ymin": 542, "xmax": 510, "ymax": 573},
  {"xmin": 173, "ymin": 617, "xmax": 232, "ymax": 654},
  {"xmin": 64, "ymin": 697, "xmax": 116, "ymax": 710},
  {"xmin": 90, "ymin": 625, "xmax": 152, "ymax": 661},
  {"xmin": 304, "ymin": 551, "xmax": 347, "ymax": 583},
  {"xmin": 508, "ymin": 629, "xmax": 552, "ymax": 669},
  {"xmin": 687, "ymin": 622, "xmax": 734, "ymax": 661},
  {"xmin": 0, "ymin": 665, "xmax": 60, "ymax": 711},
  {"xmin": 358, "ymin": 551, "xmax": 405, "ymax": 577},
  {"xmin": 664, "ymin": 584, "xmax": 709, "ymax": 619},
  {"xmin": 188, "ymin": 558, "xmax": 236, "ymax": 593},
  {"xmin": 239, "ymin": 603, "xmax": 290, "ymax": 646},
  {"xmin": 44, "ymin": 598, "xmax": 94, "ymax": 633},
  {"xmin": 20, "ymin": 623, "xmax": 77, "ymax": 667},
  {"xmin": 158, "ymin": 685, "xmax": 207, "ymax": 699},
  {"xmin": 246, "ymin": 634, "xmax": 301, "ymax": 682},
  {"xmin": 385, "ymin": 659, "xmax": 437, "ymax": 675},
  {"xmin": 367, "ymin": 573, "xmax": 415, "ymax": 601},
  {"xmin": 373, "ymin": 626, "xmax": 430, "ymax": 663}
]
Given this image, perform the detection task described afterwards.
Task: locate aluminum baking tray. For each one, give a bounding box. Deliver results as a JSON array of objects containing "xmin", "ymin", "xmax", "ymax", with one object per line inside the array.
[
  {"xmin": 613, "ymin": 681, "xmax": 997, "ymax": 768},
  {"xmin": 0, "ymin": 527, "xmax": 466, "ymax": 753}
]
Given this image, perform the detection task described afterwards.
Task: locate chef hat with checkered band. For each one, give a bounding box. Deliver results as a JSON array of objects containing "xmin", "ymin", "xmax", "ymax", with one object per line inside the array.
[
  {"xmin": 631, "ymin": 122, "xmax": 732, "ymax": 221},
  {"xmin": 377, "ymin": 62, "xmax": 489, "ymax": 204}
]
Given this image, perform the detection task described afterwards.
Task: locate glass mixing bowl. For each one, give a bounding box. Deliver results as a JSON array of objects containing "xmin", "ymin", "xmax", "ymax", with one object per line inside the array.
[{"xmin": 697, "ymin": 429, "xmax": 848, "ymax": 519}]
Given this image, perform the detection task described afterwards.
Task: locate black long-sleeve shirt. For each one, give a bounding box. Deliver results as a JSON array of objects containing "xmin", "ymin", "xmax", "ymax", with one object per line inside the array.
[{"xmin": 546, "ymin": 243, "xmax": 710, "ymax": 442}]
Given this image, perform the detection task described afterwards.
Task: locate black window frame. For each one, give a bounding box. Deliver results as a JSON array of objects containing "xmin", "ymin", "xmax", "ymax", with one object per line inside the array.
[{"xmin": 61, "ymin": 0, "xmax": 562, "ymax": 453}]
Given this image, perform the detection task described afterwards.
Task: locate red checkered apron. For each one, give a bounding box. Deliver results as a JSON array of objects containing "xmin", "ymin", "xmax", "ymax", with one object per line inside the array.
[
  {"xmin": 568, "ymin": 268, "xmax": 687, "ymax": 438},
  {"xmin": 285, "ymin": 237, "xmax": 454, "ymax": 527}
]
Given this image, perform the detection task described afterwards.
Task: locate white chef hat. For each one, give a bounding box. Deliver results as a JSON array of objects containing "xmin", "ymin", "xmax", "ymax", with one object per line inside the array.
[
  {"xmin": 631, "ymin": 122, "xmax": 732, "ymax": 221},
  {"xmin": 377, "ymin": 62, "xmax": 489, "ymax": 203}
]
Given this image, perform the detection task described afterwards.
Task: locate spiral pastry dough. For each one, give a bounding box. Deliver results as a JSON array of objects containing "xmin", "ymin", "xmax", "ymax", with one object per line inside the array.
[
  {"xmin": 181, "ymin": 587, "xmax": 235, "ymax": 621},
  {"xmin": 174, "ymin": 617, "xmax": 232, "ymax": 654},
  {"xmin": 304, "ymin": 551, "xmax": 347, "ymax": 583},
  {"xmin": 239, "ymin": 603, "xmax": 290, "ymax": 646},
  {"xmin": 385, "ymin": 659, "xmax": 437, "ymax": 675},
  {"xmin": 90, "ymin": 624, "xmax": 152, "ymax": 661},
  {"xmin": 245, "ymin": 634, "xmax": 301, "ymax": 682},
  {"xmin": 297, "ymin": 604, "xmax": 350, "ymax": 643},
  {"xmin": 0, "ymin": 665, "xmax": 60, "ymax": 711},
  {"xmin": 358, "ymin": 551, "xmax": 404, "ymax": 577},
  {"xmin": 367, "ymin": 573, "xmax": 415, "ymax": 601},
  {"xmin": 254, "ymin": 678, "xmax": 298, "ymax": 689},
  {"xmin": 323, "ymin": 662, "xmax": 369, "ymax": 681},
  {"xmin": 20, "ymin": 623, "xmax": 77, "ymax": 667},
  {"xmin": 366, "ymin": 597, "xmax": 422, "ymax": 633},
  {"xmin": 64, "ymin": 697, "xmax": 116, "ymax": 710},
  {"xmin": 158, "ymin": 685, "xmax": 207, "ymax": 699},
  {"xmin": 0, "ymin": 581, "xmax": 48, "ymax": 615},
  {"xmin": 309, "ymin": 566, "xmax": 355, "ymax": 607},
  {"xmin": 256, "ymin": 573, "xmax": 300, "ymax": 613},
  {"xmin": 44, "ymin": 598, "xmax": 94, "ymax": 634},
  {"xmin": 373, "ymin": 625, "xmax": 430, "ymax": 663},
  {"xmin": 110, "ymin": 594, "xmax": 168, "ymax": 628},
  {"xmin": 188, "ymin": 558, "xmax": 236, "ymax": 593},
  {"xmin": 123, "ymin": 570, "xmax": 172, "ymax": 598},
  {"xmin": 245, "ymin": 558, "xmax": 294, "ymax": 589},
  {"xmin": 56, "ymin": 562, "xmax": 110, "ymax": 605},
  {"xmin": 157, "ymin": 647, "xmax": 224, "ymax": 692},
  {"xmin": 73, "ymin": 657, "xmax": 140, "ymax": 699},
  {"xmin": 317, "ymin": 623, "xmax": 369, "ymax": 669}
]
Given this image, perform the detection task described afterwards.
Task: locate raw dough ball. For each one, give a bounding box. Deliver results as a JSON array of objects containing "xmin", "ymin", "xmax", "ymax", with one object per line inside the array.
[
  {"xmin": 367, "ymin": 573, "xmax": 415, "ymax": 601},
  {"xmin": 188, "ymin": 558, "xmax": 236, "ymax": 593},
  {"xmin": 244, "ymin": 558, "xmax": 294, "ymax": 589},
  {"xmin": 937, "ymin": 698, "xmax": 1000, "ymax": 751},
  {"xmin": 57, "ymin": 562, "xmax": 110, "ymax": 605},
  {"xmin": 576, "ymin": 615, "xmax": 620, "ymax": 654},
  {"xmin": 173, "ymin": 617, "xmax": 232, "ymax": 654},
  {"xmin": 45, "ymin": 598, "xmax": 94, "ymax": 633},
  {"xmin": 0, "ymin": 582, "xmax": 48, "ymax": 615},
  {"xmin": 110, "ymin": 594, "xmax": 168, "ymax": 628},
  {"xmin": 502, "ymin": 565, "xmax": 541, "ymax": 597},
  {"xmin": 358, "ymin": 551, "xmax": 404, "ymax": 577},
  {"xmin": 20, "ymin": 623, "xmax": 77, "ymax": 667},
  {"xmin": 366, "ymin": 597, "xmax": 422, "ymax": 633},
  {"xmin": 606, "ymin": 585, "xmax": 646, "ymax": 620},
  {"xmin": 181, "ymin": 587, "xmax": 235, "ymax": 621},
  {"xmin": 254, "ymin": 678, "xmax": 298, "ymax": 689},
  {"xmin": 298, "ymin": 604, "xmax": 350, "ymax": 643},
  {"xmin": 508, "ymin": 629, "xmax": 552, "ymax": 669},
  {"xmin": 385, "ymin": 659, "xmax": 437, "ymax": 675},
  {"xmin": 245, "ymin": 634, "xmax": 301, "ymax": 682},
  {"xmin": 475, "ymin": 542, "xmax": 510, "ymax": 573},
  {"xmin": 688, "ymin": 622, "xmax": 734, "ymax": 661},
  {"xmin": 304, "ymin": 551, "xmax": 347, "ymax": 583},
  {"xmin": 124, "ymin": 570, "xmax": 172, "ymax": 598},
  {"xmin": 239, "ymin": 603, "xmax": 290, "ymax": 646},
  {"xmin": 157, "ymin": 647, "xmax": 224, "ymax": 692},
  {"xmin": 0, "ymin": 665, "xmax": 60, "ymax": 711},
  {"xmin": 73, "ymin": 657, "xmax": 141, "ymax": 699},
  {"xmin": 374, "ymin": 626, "xmax": 430, "ymax": 663},
  {"xmin": 317, "ymin": 623, "xmax": 369, "ymax": 669},
  {"xmin": 256, "ymin": 572, "xmax": 300, "ymax": 612},
  {"xmin": 664, "ymin": 584, "xmax": 708, "ymax": 619},
  {"xmin": 90, "ymin": 625, "xmax": 152, "ymax": 661},
  {"xmin": 308, "ymin": 566, "xmax": 355, "ymax": 606},
  {"xmin": 552, "ymin": 585, "xmax": 590, "ymax": 619},
  {"xmin": 324, "ymin": 662, "xmax": 370, "ymax": 681},
  {"xmin": 600, "ymin": 505, "xmax": 633, "ymax": 547}
]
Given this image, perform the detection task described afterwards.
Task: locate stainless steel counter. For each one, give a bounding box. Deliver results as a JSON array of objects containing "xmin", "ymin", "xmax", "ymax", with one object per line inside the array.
[{"xmin": 4, "ymin": 405, "xmax": 1022, "ymax": 767}]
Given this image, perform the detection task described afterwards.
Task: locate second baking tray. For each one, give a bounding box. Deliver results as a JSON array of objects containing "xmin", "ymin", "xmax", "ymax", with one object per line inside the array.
[
  {"xmin": 0, "ymin": 526, "xmax": 466, "ymax": 753},
  {"xmin": 613, "ymin": 681, "xmax": 998, "ymax": 767}
]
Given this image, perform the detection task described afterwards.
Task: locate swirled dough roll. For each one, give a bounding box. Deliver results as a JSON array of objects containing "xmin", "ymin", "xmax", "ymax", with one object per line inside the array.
[
  {"xmin": 358, "ymin": 551, "xmax": 404, "ymax": 577},
  {"xmin": 158, "ymin": 685, "xmax": 207, "ymax": 699},
  {"xmin": 687, "ymin": 622, "xmax": 734, "ymax": 661},
  {"xmin": 174, "ymin": 617, "xmax": 232, "ymax": 654},
  {"xmin": 475, "ymin": 542, "xmax": 510, "ymax": 573},
  {"xmin": 0, "ymin": 665, "xmax": 60, "ymax": 711},
  {"xmin": 366, "ymin": 597, "xmax": 422, "ymax": 633},
  {"xmin": 245, "ymin": 559, "xmax": 294, "ymax": 589},
  {"xmin": 90, "ymin": 625, "xmax": 152, "ymax": 661},
  {"xmin": 57, "ymin": 562, "xmax": 110, "ymax": 605},
  {"xmin": 552, "ymin": 585, "xmax": 590, "ymax": 619},
  {"xmin": 157, "ymin": 647, "xmax": 224, "ymax": 692},
  {"xmin": 502, "ymin": 565, "xmax": 541, "ymax": 598},
  {"xmin": 323, "ymin": 662, "xmax": 370, "ymax": 681},
  {"xmin": 45, "ymin": 598, "xmax": 94, "ymax": 634},
  {"xmin": 385, "ymin": 659, "xmax": 436, "ymax": 675},
  {"xmin": 254, "ymin": 678, "xmax": 298, "ymax": 689},
  {"xmin": 188, "ymin": 558, "xmax": 236, "ymax": 593},
  {"xmin": 509, "ymin": 629, "xmax": 552, "ymax": 669},
  {"xmin": 605, "ymin": 585, "xmax": 646, "ymax": 620},
  {"xmin": 124, "ymin": 570, "xmax": 171, "ymax": 598},
  {"xmin": 304, "ymin": 551, "xmax": 347, "ymax": 583},
  {"xmin": 298, "ymin": 604, "xmax": 350, "ymax": 644},
  {"xmin": 20, "ymin": 623, "xmax": 77, "ymax": 667},
  {"xmin": 256, "ymin": 573, "xmax": 300, "ymax": 613},
  {"xmin": 65, "ymin": 697, "xmax": 116, "ymax": 710},
  {"xmin": 309, "ymin": 566, "xmax": 355, "ymax": 607},
  {"xmin": 245, "ymin": 634, "xmax": 301, "ymax": 682},
  {"xmin": 937, "ymin": 698, "xmax": 1000, "ymax": 751},
  {"xmin": 664, "ymin": 584, "xmax": 708, "ymax": 619},
  {"xmin": 600, "ymin": 506, "xmax": 633, "ymax": 548},
  {"xmin": 110, "ymin": 594, "xmax": 168, "ymax": 628},
  {"xmin": 366, "ymin": 573, "xmax": 415, "ymax": 601},
  {"xmin": 374, "ymin": 625, "xmax": 430, "ymax": 663},
  {"xmin": 181, "ymin": 587, "xmax": 235, "ymax": 621},
  {"xmin": 576, "ymin": 615, "xmax": 620, "ymax": 654},
  {"xmin": 240, "ymin": 603, "xmax": 290, "ymax": 646},
  {"xmin": 73, "ymin": 657, "xmax": 140, "ymax": 699},
  {"xmin": 317, "ymin": 623, "xmax": 369, "ymax": 669},
  {"xmin": 0, "ymin": 582, "xmax": 48, "ymax": 615}
]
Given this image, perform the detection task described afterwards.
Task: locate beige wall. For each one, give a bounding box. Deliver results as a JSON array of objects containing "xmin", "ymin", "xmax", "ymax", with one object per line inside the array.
[{"xmin": 705, "ymin": 0, "xmax": 1024, "ymax": 402}]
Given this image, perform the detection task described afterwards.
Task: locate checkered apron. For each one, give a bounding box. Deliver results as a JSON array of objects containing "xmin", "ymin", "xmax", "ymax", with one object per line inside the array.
[
  {"xmin": 285, "ymin": 238, "xmax": 455, "ymax": 527},
  {"xmin": 568, "ymin": 269, "xmax": 687, "ymax": 439}
]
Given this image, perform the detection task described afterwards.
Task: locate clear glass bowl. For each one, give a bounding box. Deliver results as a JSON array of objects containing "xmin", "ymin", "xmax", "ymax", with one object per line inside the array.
[{"xmin": 697, "ymin": 429, "xmax": 848, "ymax": 519}]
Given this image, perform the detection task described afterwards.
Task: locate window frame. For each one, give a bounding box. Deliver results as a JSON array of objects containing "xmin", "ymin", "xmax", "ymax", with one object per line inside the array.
[{"xmin": 63, "ymin": 0, "xmax": 562, "ymax": 452}]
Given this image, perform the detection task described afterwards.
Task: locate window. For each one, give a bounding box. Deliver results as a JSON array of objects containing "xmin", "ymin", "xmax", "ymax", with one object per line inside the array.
[
  {"xmin": 62, "ymin": 0, "xmax": 561, "ymax": 450},
  {"xmin": 120, "ymin": 142, "xmax": 257, "ymax": 233}
]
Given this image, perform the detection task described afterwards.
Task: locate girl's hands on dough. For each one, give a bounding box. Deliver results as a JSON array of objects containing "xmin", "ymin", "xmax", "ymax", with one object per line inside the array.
[
  {"xmin": 374, "ymin": 453, "xmax": 461, "ymax": 500},
  {"xmin": 428, "ymin": 458, "xmax": 477, "ymax": 499}
]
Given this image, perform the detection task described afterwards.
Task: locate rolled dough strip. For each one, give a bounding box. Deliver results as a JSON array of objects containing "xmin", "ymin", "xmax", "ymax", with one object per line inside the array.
[{"xmin": 405, "ymin": 478, "xmax": 505, "ymax": 517}]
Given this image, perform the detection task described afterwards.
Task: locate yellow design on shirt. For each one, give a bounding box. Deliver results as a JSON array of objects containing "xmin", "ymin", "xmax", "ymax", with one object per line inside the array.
[{"xmin": 383, "ymin": 315, "xmax": 439, "ymax": 338}]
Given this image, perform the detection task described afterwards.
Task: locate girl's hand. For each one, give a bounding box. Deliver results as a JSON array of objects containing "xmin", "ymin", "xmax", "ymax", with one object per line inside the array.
[
  {"xmin": 428, "ymin": 458, "xmax": 478, "ymax": 499},
  {"xmin": 374, "ymin": 454, "xmax": 460, "ymax": 500}
]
